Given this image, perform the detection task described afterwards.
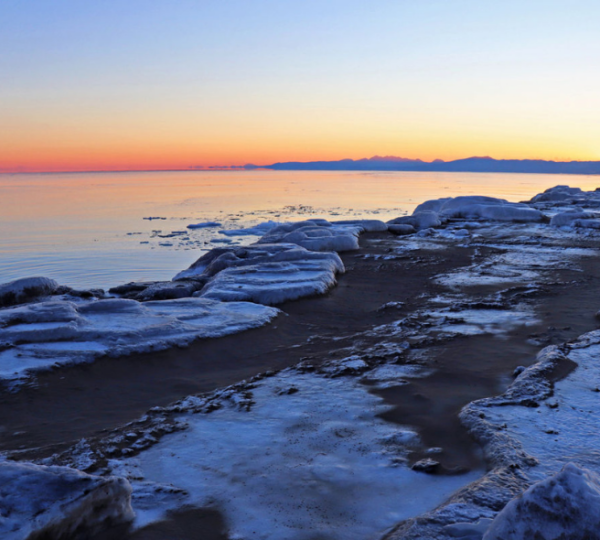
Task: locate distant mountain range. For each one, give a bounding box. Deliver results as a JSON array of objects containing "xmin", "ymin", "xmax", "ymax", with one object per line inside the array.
[{"xmin": 244, "ymin": 156, "xmax": 600, "ymax": 175}]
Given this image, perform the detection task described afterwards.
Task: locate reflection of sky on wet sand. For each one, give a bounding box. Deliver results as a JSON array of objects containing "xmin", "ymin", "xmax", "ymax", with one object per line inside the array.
[{"xmin": 1, "ymin": 170, "xmax": 599, "ymax": 290}]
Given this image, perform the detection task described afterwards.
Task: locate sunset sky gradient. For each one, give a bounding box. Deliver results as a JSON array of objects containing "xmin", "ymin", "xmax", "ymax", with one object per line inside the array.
[{"xmin": 1, "ymin": 0, "xmax": 599, "ymax": 172}]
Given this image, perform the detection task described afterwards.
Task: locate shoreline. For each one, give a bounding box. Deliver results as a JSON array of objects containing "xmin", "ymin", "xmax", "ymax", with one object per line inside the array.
[{"xmin": 4, "ymin": 185, "xmax": 600, "ymax": 539}]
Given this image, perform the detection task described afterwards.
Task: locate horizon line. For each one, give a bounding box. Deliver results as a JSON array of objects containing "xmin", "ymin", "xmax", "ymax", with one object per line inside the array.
[{"xmin": 2, "ymin": 155, "xmax": 600, "ymax": 175}]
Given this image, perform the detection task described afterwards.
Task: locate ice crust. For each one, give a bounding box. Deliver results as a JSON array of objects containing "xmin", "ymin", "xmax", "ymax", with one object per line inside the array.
[
  {"xmin": 483, "ymin": 463, "xmax": 600, "ymax": 540},
  {"xmin": 219, "ymin": 220, "xmax": 280, "ymax": 236},
  {"xmin": 123, "ymin": 369, "xmax": 480, "ymax": 540},
  {"xmin": 0, "ymin": 297, "xmax": 278, "ymax": 382},
  {"xmin": 0, "ymin": 276, "xmax": 59, "ymax": 307},
  {"xmin": 0, "ymin": 460, "xmax": 134, "ymax": 540},
  {"xmin": 257, "ymin": 220, "xmax": 361, "ymax": 252}
]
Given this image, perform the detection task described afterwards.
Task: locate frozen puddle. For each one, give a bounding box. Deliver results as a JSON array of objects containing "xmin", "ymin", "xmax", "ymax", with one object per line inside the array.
[{"xmin": 118, "ymin": 369, "xmax": 480, "ymax": 540}]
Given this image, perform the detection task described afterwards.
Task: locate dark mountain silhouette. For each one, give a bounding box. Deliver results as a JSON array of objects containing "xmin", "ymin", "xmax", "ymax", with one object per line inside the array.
[{"xmin": 244, "ymin": 156, "xmax": 600, "ymax": 175}]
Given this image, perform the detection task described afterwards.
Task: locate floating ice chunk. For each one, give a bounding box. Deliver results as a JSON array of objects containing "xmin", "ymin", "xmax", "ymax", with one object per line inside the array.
[
  {"xmin": 0, "ymin": 461, "xmax": 133, "ymax": 540},
  {"xmin": 186, "ymin": 221, "xmax": 222, "ymax": 229},
  {"xmin": 0, "ymin": 298, "xmax": 279, "ymax": 382},
  {"xmin": 483, "ymin": 463, "xmax": 600, "ymax": 540},
  {"xmin": 0, "ymin": 276, "xmax": 59, "ymax": 307},
  {"xmin": 199, "ymin": 250, "xmax": 344, "ymax": 305},
  {"xmin": 219, "ymin": 220, "xmax": 280, "ymax": 236},
  {"xmin": 258, "ymin": 220, "xmax": 361, "ymax": 252}
]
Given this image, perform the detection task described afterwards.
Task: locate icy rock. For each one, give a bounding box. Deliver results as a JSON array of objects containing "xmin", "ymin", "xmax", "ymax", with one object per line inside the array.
[
  {"xmin": 411, "ymin": 458, "xmax": 441, "ymax": 474},
  {"xmin": 174, "ymin": 244, "xmax": 303, "ymax": 281},
  {"xmin": 0, "ymin": 297, "xmax": 279, "ymax": 381},
  {"xmin": 388, "ymin": 224, "xmax": 416, "ymax": 236},
  {"xmin": 186, "ymin": 221, "xmax": 222, "ymax": 229},
  {"xmin": 219, "ymin": 221, "xmax": 280, "ymax": 236},
  {"xmin": 0, "ymin": 461, "xmax": 134, "ymax": 540},
  {"xmin": 331, "ymin": 219, "xmax": 388, "ymax": 232},
  {"xmin": 388, "ymin": 211, "xmax": 442, "ymax": 230},
  {"xmin": 444, "ymin": 518, "xmax": 493, "ymax": 539},
  {"xmin": 413, "ymin": 196, "xmax": 545, "ymax": 223},
  {"xmin": 198, "ymin": 249, "xmax": 344, "ymax": 305},
  {"xmin": 483, "ymin": 463, "xmax": 600, "ymax": 540},
  {"xmin": 135, "ymin": 280, "xmax": 204, "ymax": 301},
  {"xmin": 0, "ymin": 277, "xmax": 59, "ymax": 307},
  {"xmin": 549, "ymin": 210, "xmax": 597, "ymax": 227},
  {"xmin": 530, "ymin": 185, "xmax": 584, "ymax": 203},
  {"xmin": 257, "ymin": 220, "xmax": 361, "ymax": 252}
]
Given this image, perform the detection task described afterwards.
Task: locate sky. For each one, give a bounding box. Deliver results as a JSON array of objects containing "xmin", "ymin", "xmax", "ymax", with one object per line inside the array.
[{"xmin": 1, "ymin": 0, "xmax": 599, "ymax": 172}]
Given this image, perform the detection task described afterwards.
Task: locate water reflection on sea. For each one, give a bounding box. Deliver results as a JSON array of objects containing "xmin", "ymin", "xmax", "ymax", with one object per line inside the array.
[{"xmin": 1, "ymin": 169, "xmax": 598, "ymax": 289}]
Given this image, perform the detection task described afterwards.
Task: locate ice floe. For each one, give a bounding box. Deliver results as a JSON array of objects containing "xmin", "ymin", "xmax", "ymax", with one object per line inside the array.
[
  {"xmin": 0, "ymin": 460, "xmax": 133, "ymax": 540},
  {"xmin": 186, "ymin": 221, "xmax": 222, "ymax": 229},
  {"xmin": 0, "ymin": 297, "xmax": 278, "ymax": 382}
]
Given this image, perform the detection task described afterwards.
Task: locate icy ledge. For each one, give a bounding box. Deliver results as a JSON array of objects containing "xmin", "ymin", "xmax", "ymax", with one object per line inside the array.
[
  {"xmin": 0, "ymin": 298, "xmax": 278, "ymax": 383},
  {"xmin": 386, "ymin": 330, "xmax": 600, "ymax": 540},
  {"xmin": 0, "ymin": 460, "xmax": 134, "ymax": 540}
]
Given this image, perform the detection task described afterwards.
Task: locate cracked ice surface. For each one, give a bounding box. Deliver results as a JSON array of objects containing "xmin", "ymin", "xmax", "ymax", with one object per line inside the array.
[{"xmin": 121, "ymin": 369, "xmax": 481, "ymax": 540}]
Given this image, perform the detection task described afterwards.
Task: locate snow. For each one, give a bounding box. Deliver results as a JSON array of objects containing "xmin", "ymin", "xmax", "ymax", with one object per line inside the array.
[
  {"xmin": 483, "ymin": 463, "xmax": 600, "ymax": 540},
  {"xmin": 186, "ymin": 221, "xmax": 222, "ymax": 229},
  {"xmin": 0, "ymin": 297, "xmax": 278, "ymax": 382},
  {"xmin": 0, "ymin": 460, "xmax": 134, "ymax": 540},
  {"xmin": 120, "ymin": 369, "xmax": 481, "ymax": 540},
  {"xmin": 0, "ymin": 276, "xmax": 59, "ymax": 307}
]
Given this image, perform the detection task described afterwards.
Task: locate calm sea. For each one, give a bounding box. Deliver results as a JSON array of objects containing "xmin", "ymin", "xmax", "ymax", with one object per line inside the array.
[{"xmin": 1, "ymin": 170, "xmax": 598, "ymax": 290}]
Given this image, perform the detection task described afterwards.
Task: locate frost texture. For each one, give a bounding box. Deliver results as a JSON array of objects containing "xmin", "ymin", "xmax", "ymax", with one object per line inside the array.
[
  {"xmin": 0, "ymin": 297, "xmax": 278, "ymax": 381},
  {"xmin": 257, "ymin": 220, "xmax": 361, "ymax": 251},
  {"xmin": 0, "ymin": 277, "xmax": 59, "ymax": 307},
  {"xmin": 483, "ymin": 463, "xmax": 600, "ymax": 540},
  {"xmin": 0, "ymin": 461, "xmax": 133, "ymax": 540}
]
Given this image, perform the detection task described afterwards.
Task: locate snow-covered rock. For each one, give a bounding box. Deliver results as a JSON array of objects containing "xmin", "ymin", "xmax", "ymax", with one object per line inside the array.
[
  {"xmin": 0, "ymin": 297, "xmax": 278, "ymax": 382},
  {"xmin": 198, "ymin": 249, "xmax": 344, "ymax": 305},
  {"xmin": 0, "ymin": 461, "xmax": 134, "ymax": 540},
  {"xmin": 257, "ymin": 220, "xmax": 361, "ymax": 252},
  {"xmin": 0, "ymin": 277, "xmax": 59, "ymax": 307},
  {"xmin": 483, "ymin": 463, "xmax": 600, "ymax": 540}
]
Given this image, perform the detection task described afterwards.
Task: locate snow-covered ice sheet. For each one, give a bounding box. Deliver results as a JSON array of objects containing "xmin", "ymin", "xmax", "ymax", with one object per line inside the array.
[
  {"xmin": 0, "ymin": 460, "xmax": 133, "ymax": 540},
  {"xmin": 0, "ymin": 297, "xmax": 278, "ymax": 383},
  {"xmin": 118, "ymin": 369, "xmax": 481, "ymax": 540}
]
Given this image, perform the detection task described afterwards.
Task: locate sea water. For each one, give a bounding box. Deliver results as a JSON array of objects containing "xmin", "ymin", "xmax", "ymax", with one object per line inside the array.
[{"xmin": 1, "ymin": 169, "xmax": 598, "ymax": 290}]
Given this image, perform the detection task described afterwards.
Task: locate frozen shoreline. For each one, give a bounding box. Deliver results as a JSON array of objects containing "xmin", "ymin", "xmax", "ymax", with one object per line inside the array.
[{"xmin": 3, "ymin": 184, "xmax": 600, "ymax": 539}]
